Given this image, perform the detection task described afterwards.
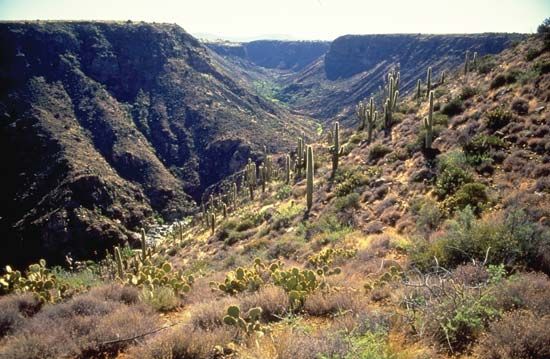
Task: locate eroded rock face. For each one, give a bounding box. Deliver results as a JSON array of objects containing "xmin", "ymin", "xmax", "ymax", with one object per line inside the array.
[{"xmin": 0, "ymin": 21, "xmax": 313, "ymax": 266}]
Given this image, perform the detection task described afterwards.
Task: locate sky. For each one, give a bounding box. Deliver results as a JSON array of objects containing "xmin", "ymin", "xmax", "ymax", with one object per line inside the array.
[{"xmin": 0, "ymin": 0, "xmax": 548, "ymax": 41}]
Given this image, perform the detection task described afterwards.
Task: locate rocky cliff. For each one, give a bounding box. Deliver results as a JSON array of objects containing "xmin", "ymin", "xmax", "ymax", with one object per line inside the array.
[{"xmin": 0, "ymin": 21, "xmax": 314, "ymax": 266}]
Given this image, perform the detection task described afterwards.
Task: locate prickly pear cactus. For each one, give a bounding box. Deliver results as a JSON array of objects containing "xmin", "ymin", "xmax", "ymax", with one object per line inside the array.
[
  {"xmin": 223, "ymin": 305, "xmax": 269, "ymax": 336},
  {"xmin": 210, "ymin": 258, "xmax": 267, "ymax": 295}
]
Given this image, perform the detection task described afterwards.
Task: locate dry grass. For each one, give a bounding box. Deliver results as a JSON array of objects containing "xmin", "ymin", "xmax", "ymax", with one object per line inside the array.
[{"xmin": 0, "ymin": 285, "xmax": 157, "ymax": 359}]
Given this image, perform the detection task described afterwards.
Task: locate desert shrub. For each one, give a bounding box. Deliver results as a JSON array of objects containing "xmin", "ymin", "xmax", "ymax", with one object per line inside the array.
[
  {"xmin": 273, "ymin": 328, "xmax": 350, "ymax": 359},
  {"xmin": 462, "ymin": 134, "xmax": 507, "ymax": 165},
  {"xmin": 88, "ymin": 283, "xmax": 140, "ymax": 305},
  {"xmin": 534, "ymin": 60, "xmax": 550, "ymax": 74},
  {"xmin": 441, "ymin": 97, "xmax": 464, "ymax": 117},
  {"xmin": 275, "ymin": 184, "xmax": 293, "ymax": 200},
  {"xmin": 421, "ymin": 286, "xmax": 499, "ymax": 353},
  {"xmin": 368, "ymin": 144, "xmax": 392, "ymax": 162},
  {"xmin": 485, "ymin": 107, "xmax": 513, "ymax": 130},
  {"xmin": 239, "ymin": 285, "xmax": 289, "ymax": 322},
  {"xmin": 490, "ymin": 72, "xmax": 518, "ymax": 89},
  {"xmin": 271, "ymin": 201, "xmax": 304, "ymax": 230},
  {"xmin": 303, "ymin": 289, "xmax": 362, "ymax": 317},
  {"xmin": 493, "ymin": 272, "xmax": 550, "ymax": 315},
  {"xmin": 411, "ymin": 207, "xmax": 550, "ymax": 271},
  {"xmin": 190, "ymin": 297, "xmax": 234, "ymax": 330},
  {"xmin": 414, "ymin": 197, "xmax": 445, "ymax": 234},
  {"xmin": 435, "ymin": 162, "xmax": 473, "ymax": 199},
  {"xmin": 139, "ymin": 286, "xmax": 180, "ymax": 312},
  {"xmin": 332, "ymin": 192, "xmax": 360, "ymax": 211},
  {"xmin": 0, "ymin": 294, "xmax": 42, "ymax": 338},
  {"xmin": 460, "ymin": 86, "xmax": 478, "ymax": 100},
  {"xmin": 451, "ymin": 264, "xmax": 490, "ymax": 286},
  {"xmin": 126, "ymin": 325, "xmax": 235, "ymax": 359},
  {"xmin": 0, "ymin": 290, "xmax": 157, "ymax": 358},
  {"xmin": 511, "ymin": 97, "xmax": 529, "ymax": 115},
  {"xmin": 474, "ymin": 311, "xmax": 550, "ymax": 359},
  {"xmin": 525, "ymin": 47, "xmax": 542, "ymax": 61},
  {"xmin": 334, "ymin": 167, "xmax": 369, "ymax": 197},
  {"xmin": 477, "ymin": 55, "xmax": 497, "ymax": 74},
  {"xmin": 444, "ymin": 182, "xmax": 489, "ymax": 214}
]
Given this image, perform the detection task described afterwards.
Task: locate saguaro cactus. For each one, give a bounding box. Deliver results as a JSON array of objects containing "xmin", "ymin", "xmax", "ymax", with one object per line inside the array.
[
  {"xmin": 464, "ymin": 50, "xmax": 470, "ymax": 76},
  {"xmin": 330, "ymin": 122, "xmax": 342, "ymax": 178},
  {"xmin": 296, "ymin": 137, "xmax": 304, "ymax": 178},
  {"xmin": 416, "ymin": 79, "xmax": 422, "ymax": 100},
  {"xmin": 232, "ymin": 182, "xmax": 238, "ymax": 209},
  {"xmin": 210, "ymin": 212, "xmax": 216, "ymax": 235},
  {"xmin": 440, "ymin": 70, "xmax": 446, "ymax": 84},
  {"xmin": 356, "ymin": 98, "xmax": 376, "ymax": 144},
  {"xmin": 114, "ymin": 246, "xmax": 124, "ymax": 279},
  {"xmin": 366, "ymin": 97, "xmax": 376, "ymax": 144},
  {"xmin": 285, "ymin": 154, "xmax": 291, "ymax": 184},
  {"xmin": 140, "ymin": 228, "xmax": 147, "ymax": 262},
  {"xmin": 423, "ymin": 90, "xmax": 435, "ymax": 149},
  {"xmin": 246, "ymin": 159, "xmax": 256, "ymax": 200},
  {"xmin": 383, "ymin": 72, "xmax": 399, "ymax": 137},
  {"xmin": 426, "ymin": 67, "xmax": 432, "ymax": 97},
  {"xmin": 306, "ymin": 145, "xmax": 314, "ymax": 212}
]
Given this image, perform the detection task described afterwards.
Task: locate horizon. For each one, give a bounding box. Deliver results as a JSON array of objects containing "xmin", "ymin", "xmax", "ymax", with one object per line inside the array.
[{"xmin": 0, "ymin": 0, "xmax": 548, "ymax": 41}]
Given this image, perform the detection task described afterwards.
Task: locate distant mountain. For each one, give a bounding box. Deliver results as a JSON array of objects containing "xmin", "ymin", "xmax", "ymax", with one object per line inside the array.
[{"xmin": 0, "ymin": 21, "xmax": 315, "ymax": 267}]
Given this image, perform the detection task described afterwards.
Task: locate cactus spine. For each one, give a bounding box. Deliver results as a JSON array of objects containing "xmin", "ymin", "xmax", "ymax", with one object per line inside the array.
[
  {"xmin": 426, "ymin": 66, "xmax": 432, "ymax": 98},
  {"xmin": 331, "ymin": 122, "xmax": 340, "ymax": 177},
  {"xmin": 306, "ymin": 145, "xmax": 314, "ymax": 212},
  {"xmin": 423, "ymin": 90, "xmax": 435, "ymax": 149}
]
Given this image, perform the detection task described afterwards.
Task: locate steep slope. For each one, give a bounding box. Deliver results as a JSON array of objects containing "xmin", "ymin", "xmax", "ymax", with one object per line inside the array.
[
  {"xmin": 0, "ymin": 21, "xmax": 315, "ymax": 266},
  {"xmin": 277, "ymin": 33, "xmax": 525, "ymax": 123}
]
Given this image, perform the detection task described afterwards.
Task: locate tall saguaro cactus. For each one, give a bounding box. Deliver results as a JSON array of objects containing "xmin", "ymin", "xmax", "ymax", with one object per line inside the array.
[
  {"xmin": 114, "ymin": 246, "xmax": 124, "ymax": 279},
  {"xmin": 356, "ymin": 98, "xmax": 377, "ymax": 144},
  {"xmin": 423, "ymin": 90, "xmax": 435, "ymax": 149},
  {"xmin": 296, "ymin": 137, "xmax": 304, "ymax": 178},
  {"xmin": 246, "ymin": 159, "xmax": 256, "ymax": 200},
  {"xmin": 306, "ymin": 145, "xmax": 314, "ymax": 212},
  {"xmin": 330, "ymin": 122, "xmax": 341, "ymax": 178},
  {"xmin": 426, "ymin": 67, "xmax": 432, "ymax": 97},
  {"xmin": 285, "ymin": 154, "xmax": 291, "ymax": 184},
  {"xmin": 464, "ymin": 50, "xmax": 470, "ymax": 76},
  {"xmin": 383, "ymin": 72, "xmax": 399, "ymax": 137},
  {"xmin": 140, "ymin": 228, "xmax": 147, "ymax": 262},
  {"xmin": 416, "ymin": 79, "xmax": 422, "ymax": 101}
]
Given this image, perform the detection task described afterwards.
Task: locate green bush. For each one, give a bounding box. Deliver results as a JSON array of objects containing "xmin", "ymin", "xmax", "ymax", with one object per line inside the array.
[
  {"xmin": 460, "ymin": 86, "xmax": 478, "ymax": 100},
  {"xmin": 140, "ymin": 286, "xmax": 180, "ymax": 312},
  {"xmin": 412, "ymin": 207, "xmax": 550, "ymax": 271},
  {"xmin": 462, "ymin": 134, "xmax": 507, "ymax": 166},
  {"xmin": 485, "ymin": 107, "xmax": 513, "ymax": 130},
  {"xmin": 441, "ymin": 98, "xmax": 464, "ymax": 117},
  {"xmin": 334, "ymin": 167, "xmax": 369, "ymax": 197},
  {"xmin": 477, "ymin": 55, "xmax": 497, "ymax": 74},
  {"xmin": 435, "ymin": 165, "xmax": 473, "ymax": 199},
  {"xmin": 444, "ymin": 182, "xmax": 489, "ymax": 214},
  {"xmin": 333, "ymin": 192, "xmax": 360, "ymax": 211},
  {"xmin": 275, "ymin": 184, "xmax": 292, "ymax": 200}
]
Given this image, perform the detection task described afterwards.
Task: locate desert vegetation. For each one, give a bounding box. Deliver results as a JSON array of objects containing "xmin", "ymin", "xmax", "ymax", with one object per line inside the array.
[{"xmin": 0, "ymin": 16, "xmax": 549, "ymax": 359}]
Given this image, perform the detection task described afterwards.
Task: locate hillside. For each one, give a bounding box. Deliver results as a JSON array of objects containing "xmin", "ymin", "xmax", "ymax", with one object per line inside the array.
[
  {"xmin": 0, "ymin": 21, "xmax": 316, "ymax": 267},
  {"xmin": 0, "ymin": 29, "xmax": 548, "ymax": 359}
]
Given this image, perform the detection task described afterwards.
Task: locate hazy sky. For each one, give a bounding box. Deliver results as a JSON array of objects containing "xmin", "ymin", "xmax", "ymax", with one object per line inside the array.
[{"xmin": 0, "ymin": 0, "xmax": 548, "ymax": 40}]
